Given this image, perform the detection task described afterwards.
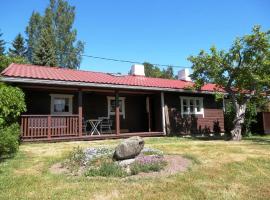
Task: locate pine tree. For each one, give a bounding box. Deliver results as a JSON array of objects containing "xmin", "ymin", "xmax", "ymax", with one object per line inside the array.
[
  {"xmin": 0, "ymin": 31, "xmax": 6, "ymax": 55},
  {"xmin": 32, "ymin": 28, "xmax": 57, "ymax": 66},
  {"xmin": 8, "ymin": 33, "xmax": 27, "ymax": 57}
]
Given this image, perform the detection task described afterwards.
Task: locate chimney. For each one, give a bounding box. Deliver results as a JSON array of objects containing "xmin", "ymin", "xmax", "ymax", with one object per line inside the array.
[
  {"xmin": 178, "ymin": 68, "xmax": 191, "ymax": 81},
  {"xmin": 130, "ymin": 64, "xmax": 145, "ymax": 76}
]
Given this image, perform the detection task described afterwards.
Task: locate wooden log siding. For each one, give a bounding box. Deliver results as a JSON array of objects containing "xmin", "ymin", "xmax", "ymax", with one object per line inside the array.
[{"xmin": 20, "ymin": 115, "xmax": 80, "ymax": 139}]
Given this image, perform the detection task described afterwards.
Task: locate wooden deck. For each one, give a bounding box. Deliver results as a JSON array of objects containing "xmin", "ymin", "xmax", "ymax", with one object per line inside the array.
[{"xmin": 20, "ymin": 115, "xmax": 164, "ymax": 142}]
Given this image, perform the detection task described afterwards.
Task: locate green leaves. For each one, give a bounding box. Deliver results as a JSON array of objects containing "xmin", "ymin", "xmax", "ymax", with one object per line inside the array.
[
  {"xmin": 189, "ymin": 26, "xmax": 270, "ymax": 139},
  {"xmin": 26, "ymin": 0, "xmax": 84, "ymax": 69},
  {"xmin": 143, "ymin": 62, "xmax": 175, "ymax": 79},
  {"xmin": 0, "ymin": 85, "xmax": 26, "ymax": 127}
]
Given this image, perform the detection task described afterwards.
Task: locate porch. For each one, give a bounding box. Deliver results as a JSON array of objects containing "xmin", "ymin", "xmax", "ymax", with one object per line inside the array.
[{"xmin": 20, "ymin": 86, "xmax": 166, "ymax": 141}]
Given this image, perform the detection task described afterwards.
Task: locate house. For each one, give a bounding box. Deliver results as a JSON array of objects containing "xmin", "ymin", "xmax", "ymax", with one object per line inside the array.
[{"xmin": 0, "ymin": 63, "xmax": 225, "ymax": 141}]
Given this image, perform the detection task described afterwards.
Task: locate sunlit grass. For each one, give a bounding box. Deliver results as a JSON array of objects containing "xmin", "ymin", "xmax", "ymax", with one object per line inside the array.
[{"xmin": 0, "ymin": 135, "xmax": 269, "ymax": 199}]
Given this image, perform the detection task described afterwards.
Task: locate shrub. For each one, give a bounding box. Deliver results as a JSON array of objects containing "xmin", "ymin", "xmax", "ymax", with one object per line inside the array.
[
  {"xmin": 85, "ymin": 159, "xmax": 127, "ymax": 177},
  {"xmin": 0, "ymin": 84, "xmax": 26, "ymax": 126},
  {"xmin": 64, "ymin": 146, "xmax": 86, "ymax": 172},
  {"xmin": 130, "ymin": 155, "xmax": 167, "ymax": 175},
  {"xmin": 0, "ymin": 123, "xmax": 20, "ymax": 159}
]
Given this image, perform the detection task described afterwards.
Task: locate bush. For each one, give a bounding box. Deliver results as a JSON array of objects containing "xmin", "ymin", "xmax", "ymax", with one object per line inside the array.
[
  {"xmin": 85, "ymin": 159, "xmax": 127, "ymax": 177},
  {"xmin": 0, "ymin": 123, "xmax": 20, "ymax": 159},
  {"xmin": 64, "ymin": 146, "xmax": 86, "ymax": 172},
  {"xmin": 0, "ymin": 84, "xmax": 26, "ymax": 126}
]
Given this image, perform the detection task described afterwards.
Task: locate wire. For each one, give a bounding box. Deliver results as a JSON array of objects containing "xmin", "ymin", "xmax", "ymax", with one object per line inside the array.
[
  {"xmin": 5, "ymin": 41, "xmax": 190, "ymax": 69},
  {"xmin": 81, "ymin": 54, "xmax": 190, "ymax": 69}
]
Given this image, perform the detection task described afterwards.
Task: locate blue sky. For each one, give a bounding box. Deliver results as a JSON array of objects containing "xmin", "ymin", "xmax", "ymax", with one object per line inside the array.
[{"xmin": 0, "ymin": 0, "xmax": 269, "ymax": 74}]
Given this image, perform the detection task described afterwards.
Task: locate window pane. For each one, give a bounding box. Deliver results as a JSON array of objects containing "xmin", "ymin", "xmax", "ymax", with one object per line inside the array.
[
  {"xmin": 196, "ymin": 99, "xmax": 201, "ymax": 112},
  {"xmin": 110, "ymin": 100, "xmax": 116, "ymax": 112},
  {"xmin": 110, "ymin": 99, "xmax": 123, "ymax": 112},
  {"xmin": 190, "ymin": 99, "xmax": 194, "ymax": 113},
  {"xmin": 54, "ymin": 98, "xmax": 69, "ymax": 112},
  {"xmin": 183, "ymin": 106, "xmax": 188, "ymax": 112},
  {"xmin": 183, "ymin": 99, "xmax": 187, "ymax": 105}
]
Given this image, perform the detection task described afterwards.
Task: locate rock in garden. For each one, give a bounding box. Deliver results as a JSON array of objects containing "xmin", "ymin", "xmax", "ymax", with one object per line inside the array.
[
  {"xmin": 118, "ymin": 158, "xmax": 135, "ymax": 167},
  {"xmin": 113, "ymin": 136, "xmax": 144, "ymax": 160}
]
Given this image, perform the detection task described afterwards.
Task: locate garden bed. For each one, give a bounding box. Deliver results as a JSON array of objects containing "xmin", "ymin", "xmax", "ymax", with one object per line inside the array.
[{"xmin": 50, "ymin": 146, "xmax": 191, "ymax": 178}]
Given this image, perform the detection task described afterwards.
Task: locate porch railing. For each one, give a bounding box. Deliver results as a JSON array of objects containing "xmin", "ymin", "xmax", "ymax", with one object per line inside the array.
[{"xmin": 20, "ymin": 115, "xmax": 80, "ymax": 139}]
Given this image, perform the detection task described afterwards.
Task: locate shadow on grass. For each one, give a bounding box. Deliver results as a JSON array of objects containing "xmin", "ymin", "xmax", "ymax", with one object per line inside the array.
[
  {"xmin": 243, "ymin": 136, "xmax": 270, "ymax": 145},
  {"xmin": 170, "ymin": 134, "xmax": 229, "ymax": 141}
]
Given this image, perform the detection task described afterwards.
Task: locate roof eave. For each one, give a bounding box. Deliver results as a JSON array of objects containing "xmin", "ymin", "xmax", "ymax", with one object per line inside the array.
[{"xmin": 1, "ymin": 76, "xmax": 221, "ymax": 94}]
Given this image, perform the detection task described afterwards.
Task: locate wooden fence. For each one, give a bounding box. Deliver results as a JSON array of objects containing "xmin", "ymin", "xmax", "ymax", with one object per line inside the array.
[{"xmin": 20, "ymin": 115, "xmax": 80, "ymax": 139}]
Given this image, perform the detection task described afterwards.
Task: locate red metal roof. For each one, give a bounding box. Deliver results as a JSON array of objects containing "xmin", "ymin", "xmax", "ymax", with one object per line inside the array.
[{"xmin": 1, "ymin": 63, "xmax": 221, "ymax": 92}]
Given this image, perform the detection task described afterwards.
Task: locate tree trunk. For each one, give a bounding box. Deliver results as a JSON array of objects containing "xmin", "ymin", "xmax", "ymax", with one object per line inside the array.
[
  {"xmin": 230, "ymin": 121, "xmax": 242, "ymax": 141},
  {"xmin": 230, "ymin": 103, "xmax": 246, "ymax": 141}
]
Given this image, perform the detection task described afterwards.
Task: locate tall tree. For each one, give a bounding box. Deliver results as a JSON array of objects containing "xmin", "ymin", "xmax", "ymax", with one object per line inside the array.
[
  {"xmin": 143, "ymin": 62, "xmax": 162, "ymax": 78},
  {"xmin": 161, "ymin": 66, "xmax": 174, "ymax": 79},
  {"xmin": 189, "ymin": 26, "xmax": 270, "ymax": 141},
  {"xmin": 8, "ymin": 33, "xmax": 27, "ymax": 58},
  {"xmin": 32, "ymin": 8, "xmax": 57, "ymax": 66},
  {"xmin": 25, "ymin": 12, "xmax": 43, "ymax": 62},
  {"xmin": 25, "ymin": 0, "xmax": 84, "ymax": 68},
  {"xmin": 0, "ymin": 55, "xmax": 28, "ymax": 72},
  {"xmin": 0, "ymin": 30, "xmax": 6, "ymax": 55}
]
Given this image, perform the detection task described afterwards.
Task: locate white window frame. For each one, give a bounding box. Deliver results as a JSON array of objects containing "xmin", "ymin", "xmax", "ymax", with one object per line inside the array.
[
  {"xmin": 50, "ymin": 94, "xmax": 73, "ymax": 115},
  {"xmin": 179, "ymin": 96, "xmax": 204, "ymax": 117},
  {"xmin": 107, "ymin": 96, "xmax": 126, "ymax": 119}
]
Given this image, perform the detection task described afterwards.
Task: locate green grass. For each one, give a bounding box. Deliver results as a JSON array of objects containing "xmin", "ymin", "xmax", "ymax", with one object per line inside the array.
[{"xmin": 0, "ymin": 136, "xmax": 270, "ymax": 199}]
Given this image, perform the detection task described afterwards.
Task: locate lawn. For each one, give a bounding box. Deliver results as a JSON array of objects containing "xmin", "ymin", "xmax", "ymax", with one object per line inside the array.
[{"xmin": 0, "ymin": 136, "xmax": 270, "ymax": 200}]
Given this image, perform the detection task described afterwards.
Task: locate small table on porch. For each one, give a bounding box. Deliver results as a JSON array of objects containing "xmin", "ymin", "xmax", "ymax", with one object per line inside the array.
[{"xmin": 87, "ymin": 119, "xmax": 102, "ymax": 135}]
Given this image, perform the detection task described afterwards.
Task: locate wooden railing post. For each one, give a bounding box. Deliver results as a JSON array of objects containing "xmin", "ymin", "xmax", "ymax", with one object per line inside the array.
[
  {"xmin": 78, "ymin": 90, "xmax": 83, "ymax": 137},
  {"xmin": 48, "ymin": 115, "xmax": 51, "ymax": 139},
  {"xmin": 115, "ymin": 90, "xmax": 120, "ymax": 135}
]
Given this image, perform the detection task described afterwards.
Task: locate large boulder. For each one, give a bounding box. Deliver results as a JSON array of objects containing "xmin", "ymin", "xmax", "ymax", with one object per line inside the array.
[{"xmin": 113, "ymin": 136, "xmax": 144, "ymax": 160}]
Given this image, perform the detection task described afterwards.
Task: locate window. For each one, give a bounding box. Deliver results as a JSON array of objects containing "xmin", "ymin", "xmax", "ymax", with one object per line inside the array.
[
  {"xmin": 107, "ymin": 96, "xmax": 126, "ymax": 119},
  {"xmin": 50, "ymin": 94, "xmax": 73, "ymax": 115},
  {"xmin": 180, "ymin": 96, "xmax": 204, "ymax": 117}
]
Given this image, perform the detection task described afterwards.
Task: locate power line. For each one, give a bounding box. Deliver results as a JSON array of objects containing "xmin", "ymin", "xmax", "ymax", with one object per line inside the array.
[
  {"xmin": 81, "ymin": 54, "xmax": 190, "ymax": 69},
  {"xmin": 5, "ymin": 40, "xmax": 190, "ymax": 68}
]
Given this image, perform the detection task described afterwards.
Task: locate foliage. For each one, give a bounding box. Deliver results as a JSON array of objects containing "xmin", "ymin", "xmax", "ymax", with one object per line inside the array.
[
  {"xmin": 224, "ymin": 99, "xmax": 267, "ymax": 137},
  {"xmin": 0, "ymin": 30, "xmax": 5, "ymax": 55},
  {"xmin": 0, "ymin": 55, "xmax": 28, "ymax": 72},
  {"xmin": 32, "ymin": 8, "xmax": 57, "ymax": 66},
  {"xmin": 130, "ymin": 155, "xmax": 167, "ymax": 175},
  {"xmin": 64, "ymin": 146, "xmax": 86, "ymax": 172},
  {"xmin": 25, "ymin": 0, "xmax": 84, "ymax": 68},
  {"xmin": 143, "ymin": 62, "xmax": 175, "ymax": 79},
  {"xmin": 0, "ymin": 84, "xmax": 26, "ymax": 126},
  {"xmin": 85, "ymin": 159, "xmax": 127, "ymax": 177},
  {"xmin": 25, "ymin": 11, "xmax": 42, "ymax": 62},
  {"xmin": 224, "ymin": 100, "xmax": 235, "ymax": 134},
  {"xmin": 242, "ymin": 101, "xmax": 257, "ymax": 136},
  {"xmin": 189, "ymin": 25, "xmax": 270, "ymax": 140},
  {"xmin": 84, "ymin": 147, "xmax": 114, "ymax": 163},
  {"xmin": 0, "ymin": 123, "xmax": 20, "ymax": 159},
  {"xmin": 8, "ymin": 33, "xmax": 27, "ymax": 58}
]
